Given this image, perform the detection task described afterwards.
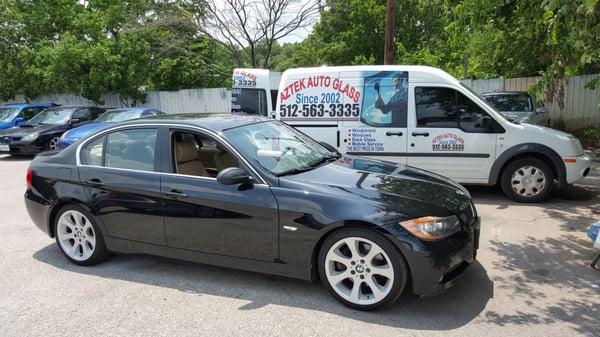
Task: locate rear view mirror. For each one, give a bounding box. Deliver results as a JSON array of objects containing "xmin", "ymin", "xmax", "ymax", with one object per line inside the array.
[{"xmin": 217, "ymin": 167, "xmax": 253, "ymax": 185}]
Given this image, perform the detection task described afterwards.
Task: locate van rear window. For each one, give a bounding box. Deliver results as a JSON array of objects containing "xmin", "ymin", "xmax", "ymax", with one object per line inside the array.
[{"xmin": 232, "ymin": 88, "xmax": 268, "ymax": 116}]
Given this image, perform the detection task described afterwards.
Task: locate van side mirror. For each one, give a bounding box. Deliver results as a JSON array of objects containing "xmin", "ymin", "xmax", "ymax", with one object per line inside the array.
[
  {"xmin": 535, "ymin": 107, "xmax": 547, "ymax": 114},
  {"xmin": 217, "ymin": 167, "xmax": 253, "ymax": 185}
]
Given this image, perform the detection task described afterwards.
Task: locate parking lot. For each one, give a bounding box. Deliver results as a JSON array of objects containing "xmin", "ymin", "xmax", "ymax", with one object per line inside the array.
[{"xmin": 0, "ymin": 155, "xmax": 598, "ymax": 337}]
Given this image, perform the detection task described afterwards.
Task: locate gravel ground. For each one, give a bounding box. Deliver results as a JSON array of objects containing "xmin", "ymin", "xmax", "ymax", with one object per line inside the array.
[{"xmin": 0, "ymin": 155, "xmax": 598, "ymax": 337}]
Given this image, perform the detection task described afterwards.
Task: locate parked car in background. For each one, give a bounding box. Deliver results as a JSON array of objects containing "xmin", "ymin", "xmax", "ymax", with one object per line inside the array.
[
  {"xmin": 24, "ymin": 114, "xmax": 480, "ymax": 310},
  {"xmin": 0, "ymin": 106, "xmax": 106, "ymax": 155},
  {"xmin": 58, "ymin": 107, "xmax": 165, "ymax": 149},
  {"xmin": 481, "ymin": 91, "xmax": 550, "ymax": 126},
  {"xmin": 0, "ymin": 103, "xmax": 59, "ymax": 130}
]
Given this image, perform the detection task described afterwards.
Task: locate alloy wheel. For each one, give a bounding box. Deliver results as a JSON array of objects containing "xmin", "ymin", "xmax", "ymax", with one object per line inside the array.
[
  {"xmin": 324, "ymin": 237, "xmax": 394, "ymax": 306},
  {"xmin": 511, "ymin": 165, "xmax": 546, "ymax": 197},
  {"xmin": 49, "ymin": 137, "xmax": 60, "ymax": 150},
  {"xmin": 56, "ymin": 210, "xmax": 96, "ymax": 261}
]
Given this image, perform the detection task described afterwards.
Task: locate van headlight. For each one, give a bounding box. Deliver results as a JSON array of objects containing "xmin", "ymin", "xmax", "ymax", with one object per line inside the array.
[
  {"xmin": 568, "ymin": 136, "xmax": 584, "ymax": 156},
  {"xmin": 399, "ymin": 215, "xmax": 461, "ymax": 241}
]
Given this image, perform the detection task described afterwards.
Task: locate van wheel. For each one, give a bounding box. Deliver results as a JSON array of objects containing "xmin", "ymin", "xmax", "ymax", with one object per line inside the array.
[
  {"xmin": 500, "ymin": 158, "xmax": 554, "ymax": 203},
  {"xmin": 318, "ymin": 228, "xmax": 408, "ymax": 311}
]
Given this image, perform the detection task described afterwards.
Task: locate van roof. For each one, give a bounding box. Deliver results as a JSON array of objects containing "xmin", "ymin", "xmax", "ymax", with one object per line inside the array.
[{"xmin": 281, "ymin": 65, "xmax": 461, "ymax": 85}]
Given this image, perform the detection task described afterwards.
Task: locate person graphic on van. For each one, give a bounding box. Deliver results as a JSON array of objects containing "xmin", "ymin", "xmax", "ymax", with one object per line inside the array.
[{"xmin": 361, "ymin": 71, "xmax": 408, "ymax": 127}]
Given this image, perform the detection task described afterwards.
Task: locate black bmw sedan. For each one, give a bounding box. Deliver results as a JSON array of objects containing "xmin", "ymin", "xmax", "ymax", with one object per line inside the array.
[
  {"xmin": 0, "ymin": 106, "xmax": 105, "ymax": 155},
  {"xmin": 25, "ymin": 114, "xmax": 480, "ymax": 310}
]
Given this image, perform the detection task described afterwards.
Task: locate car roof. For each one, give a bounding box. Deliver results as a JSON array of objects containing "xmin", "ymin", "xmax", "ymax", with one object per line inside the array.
[
  {"xmin": 481, "ymin": 91, "xmax": 529, "ymax": 96},
  {"xmin": 44, "ymin": 105, "xmax": 99, "ymax": 110},
  {"xmin": 105, "ymin": 107, "xmax": 154, "ymax": 113},
  {"xmin": 2, "ymin": 103, "xmax": 58, "ymax": 108},
  {"xmin": 122, "ymin": 113, "xmax": 270, "ymax": 132}
]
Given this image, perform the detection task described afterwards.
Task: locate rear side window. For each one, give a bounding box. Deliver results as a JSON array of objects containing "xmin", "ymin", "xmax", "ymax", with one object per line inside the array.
[
  {"xmin": 416, "ymin": 87, "xmax": 500, "ymax": 133},
  {"xmin": 80, "ymin": 128, "xmax": 158, "ymax": 171},
  {"xmin": 81, "ymin": 136, "xmax": 105, "ymax": 166},
  {"xmin": 22, "ymin": 108, "xmax": 41, "ymax": 119}
]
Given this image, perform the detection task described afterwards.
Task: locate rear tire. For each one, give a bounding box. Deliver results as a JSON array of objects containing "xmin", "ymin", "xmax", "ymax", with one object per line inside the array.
[
  {"xmin": 500, "ymin": 157, "xmax": 554, "ymax": 203},
  {"xmin": 318, "ymin": 228, "xmax": 408, "ymax": 311},
  {"xmin": 54, "ymin": 204, "xmax": 108, "ymax": 266}
]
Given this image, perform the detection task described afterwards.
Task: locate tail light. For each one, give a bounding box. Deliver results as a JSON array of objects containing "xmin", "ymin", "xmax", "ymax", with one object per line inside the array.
[{"xmin": 26, "ymin": 167, "xmax": 32, "ymax": 188}]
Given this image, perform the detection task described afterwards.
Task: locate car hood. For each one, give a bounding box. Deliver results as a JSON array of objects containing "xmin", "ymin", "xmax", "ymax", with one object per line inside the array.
[
  {"xmin": 279, "ymin": 156, "xmax": 474, "ymax": 223},
  {"xmin": 0, "ymin": 124, "xmax": 65, "ymax": 137},
  {"xmin": 0, "ymin": 121, "xmax": 15, "ymax": 129},
  {"xmin": 63, "ymin": 122, "xmax": 110, "ymax": 139}
]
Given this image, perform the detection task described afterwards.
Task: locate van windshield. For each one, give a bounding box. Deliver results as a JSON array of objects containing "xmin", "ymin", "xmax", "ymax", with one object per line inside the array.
[{"xmin": 231, "ymin": 88, "xmax": 268, "ymax": 116}]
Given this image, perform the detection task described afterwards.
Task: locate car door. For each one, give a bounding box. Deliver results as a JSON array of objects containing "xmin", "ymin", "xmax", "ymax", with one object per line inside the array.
[
  {"xmin": 160, "ymin": 128, "xmax": 278, "ymax": 261},
  {"xmin": 339, "ymin": 71, "xmax": 409, "ymax": 164},
  {"xmin": 406, "ymin": 85, "xmax": 503, "ymax": 183},
  {"xmin": 78, "ymin": 127, "xmax": 165, "ymax": 245}
]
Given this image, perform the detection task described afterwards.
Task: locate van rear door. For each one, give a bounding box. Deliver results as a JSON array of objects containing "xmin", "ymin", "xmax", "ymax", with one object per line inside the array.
[
  {"xmin": 339, "ymin": 70, "xmax": 408, "ymax": 164},
  {"xmin": 406, "ymin": 84, "xmax": 500, "ymax": 183}
]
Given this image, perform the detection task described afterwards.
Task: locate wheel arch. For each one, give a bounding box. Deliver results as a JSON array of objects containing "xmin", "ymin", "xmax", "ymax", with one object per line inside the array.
[
  {"xmin": 489, "ymin": 143, "xmax": 566, "ymax": 187},
  {"xmin": 47, "ymin": 199, "xmax": 101, "ymax": 238}
]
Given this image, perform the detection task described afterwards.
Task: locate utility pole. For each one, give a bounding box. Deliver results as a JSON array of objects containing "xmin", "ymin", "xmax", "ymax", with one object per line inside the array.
[{"xmin": 384, "ymin": 0, "xmax": 395, "ymax": 65}]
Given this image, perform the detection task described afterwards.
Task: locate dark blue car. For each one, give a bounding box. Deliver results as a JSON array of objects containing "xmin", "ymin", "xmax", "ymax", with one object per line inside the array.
[
  {"xmin": 58, "ymin": 107, "xmax": 165, "ymax": 149},
  {"xmin": 0, "ymin": 103, "xmax": 58, "ymax": 130}
]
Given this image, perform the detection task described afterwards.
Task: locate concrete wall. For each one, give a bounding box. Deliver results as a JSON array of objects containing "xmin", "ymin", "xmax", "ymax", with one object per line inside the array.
[{"xmin": 5, "ymin": 88, "xmax": 232, "ymax": 114}]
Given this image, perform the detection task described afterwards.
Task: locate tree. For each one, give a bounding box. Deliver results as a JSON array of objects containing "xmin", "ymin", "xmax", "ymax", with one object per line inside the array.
[{"xmin": 200, "ymin": 0, "xmax": 320, "ymax": 68}]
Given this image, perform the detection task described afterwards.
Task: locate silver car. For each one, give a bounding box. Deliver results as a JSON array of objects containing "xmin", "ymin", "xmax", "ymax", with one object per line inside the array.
[{"xmin": 482, "ymin": 91, "xmax": 550, "ymax": 126}]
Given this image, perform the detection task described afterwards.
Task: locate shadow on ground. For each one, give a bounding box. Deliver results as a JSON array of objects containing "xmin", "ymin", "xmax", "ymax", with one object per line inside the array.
[
  {"xmin": 0, "ymin": 154, "xmax": 32, "ymax": 162},
  {"xmin": 33, "ymin": 244, "xmax": 493, "ymax": 331}
]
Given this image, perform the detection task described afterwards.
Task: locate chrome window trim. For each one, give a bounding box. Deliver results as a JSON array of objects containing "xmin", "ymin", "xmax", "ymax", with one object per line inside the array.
[{"xmin": 75, "ymin": 122, "xmax": 269, "ymax": 185}]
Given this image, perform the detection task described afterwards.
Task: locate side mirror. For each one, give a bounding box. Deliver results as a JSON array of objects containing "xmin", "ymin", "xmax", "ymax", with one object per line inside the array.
[
  {"xmin": 217, "ymin": 167, "xmax": 253, "ymax": 185},
  {"xmin": 318, "ymin": 141, "xmax": 339, "ymax": 154},
  {"xmin": 535, "ymin": 107, "xmax": 547, "ymax": 114},
  {"xmin": 68, "ymin": 118, "xmax": 80, "ymax": 125},
  {"xmin": 15, "ymin": 117, "xmax": 25, "ymax": 124}
]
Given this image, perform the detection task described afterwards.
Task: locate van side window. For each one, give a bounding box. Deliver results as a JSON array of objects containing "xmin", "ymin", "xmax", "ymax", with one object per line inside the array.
[
  {"xmin": 415, "ymin": 87, "xmax": 500, "ymax": 133},
  {"xmin": 232, "ymin": 88, "xmax": 268, "ymax": 116},
  {"xmin": 361, "ymin": 72, "xmax": 408, "ymax": 127}
]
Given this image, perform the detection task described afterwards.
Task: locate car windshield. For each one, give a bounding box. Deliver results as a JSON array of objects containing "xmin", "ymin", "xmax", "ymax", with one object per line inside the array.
[
  {"xmin": 95, "ymin": 109, "xmax": 141, "ymax": 123},
  {"xmin": 483, "ymin": 94, "xmax": 532, "ymax": 112},
  {"xmin": 27, "ymin": 108, "xmax": 74, "ymax": 125},
  {"xmin": 224, "ymin": 121, "xmax": 338, "ymax": 176},
  {"xmin": 0, "ymin": 108, "xmax": 20, "ymax": 123}
]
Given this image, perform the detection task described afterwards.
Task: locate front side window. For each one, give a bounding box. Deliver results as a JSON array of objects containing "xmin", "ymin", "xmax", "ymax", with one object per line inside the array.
[
  {"xmin": 416, "ymin": 87, "xmax": 499, "ymax": 133},
  {"xmin": 232, "ymin": 88, "xmax": 268, "ymax": 116},
  {"xmin": 72, "ymin": 109, "xmax": 93, "ymax": 122},
  {"xmin": 224, "ymin": 121, "xmax": 336, "ymax": 176},
  {"xmin": 22, "ymin": 108, "xmax": 41, "ymax": 119},
  {"xmin": 171, "ymin": 131, "xmax": 240, "ymax": 178}
]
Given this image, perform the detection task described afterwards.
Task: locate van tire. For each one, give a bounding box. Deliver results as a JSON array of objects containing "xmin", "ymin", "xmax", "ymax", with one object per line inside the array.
[{"xmin": 500, "ymin": 157, "xmax": 554, "ymax": 203}]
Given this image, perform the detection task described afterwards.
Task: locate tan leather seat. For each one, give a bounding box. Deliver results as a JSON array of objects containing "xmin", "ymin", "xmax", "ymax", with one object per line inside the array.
[
  {"xmin": 214, "ymin": 145, "xmax": 239, "ymax": 171},
  {"xmin": 175, "ymin": 141, "xmax": 209, "ymax": 177}
]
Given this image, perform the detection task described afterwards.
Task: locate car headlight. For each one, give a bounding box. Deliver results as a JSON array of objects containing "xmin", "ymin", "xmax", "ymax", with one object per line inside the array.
[
  {"xmin": 399, "ymin": 215, "xmax": 461, "ymax": 241},
  {"xmin": 21, "ymin": 132, "xmax": 39, "ymax": 141}
]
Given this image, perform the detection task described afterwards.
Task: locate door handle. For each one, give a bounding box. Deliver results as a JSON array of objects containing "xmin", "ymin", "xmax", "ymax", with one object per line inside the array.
[
  {"xmin": 163, "ymin": 189, "xmax": 188, "ymax": 199},
  {"xmin": 411, "ymin": 132, "xmax": 430, "ymax": 137},
  {"xmin": 85, "ymin": 178, "xmax": 104, "ymax": 187},
  {"xmin": 385, "ymin": 131, "xmax": 403, "ymax": 136}
]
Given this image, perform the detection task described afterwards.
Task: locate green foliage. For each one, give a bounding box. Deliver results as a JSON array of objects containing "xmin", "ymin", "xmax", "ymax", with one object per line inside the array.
[{"xmin": 571, "ymin": 124, "xmax": 600, "ymax": 147}]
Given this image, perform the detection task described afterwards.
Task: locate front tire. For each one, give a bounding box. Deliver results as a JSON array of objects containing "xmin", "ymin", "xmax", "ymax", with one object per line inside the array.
[
  {"xmin": 318, "ymin": 228, "xmax": 408, "ymax": 310},
  {"xmin": 500, "ymin": 157, "xmax": 554, "ymax": 202},
  {"xmin": 54, "ymin": 205, "xmax": 108, "ymax": 266}
]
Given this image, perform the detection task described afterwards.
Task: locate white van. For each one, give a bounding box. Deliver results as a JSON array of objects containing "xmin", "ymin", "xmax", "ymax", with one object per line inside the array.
[
  {"xmin": 232, "ymin": 66, "xmax": 592, "ymax": 202},
  {"xmin": 231, "ymin": 68, "xmax": 281, "ymax": 117}
]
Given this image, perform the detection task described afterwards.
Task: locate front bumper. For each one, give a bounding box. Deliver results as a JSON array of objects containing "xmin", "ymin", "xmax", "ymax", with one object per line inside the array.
[
  {"xmin": 564, "ymin": 154, "xmax": 592, "ymax": 184},
  {"xmin": 0, "ymin": 140, "xmax": 43, "ymax": 155},
  {"xmin": 407, "ymin": 217, "xmax": 480, "ymax": 296}
]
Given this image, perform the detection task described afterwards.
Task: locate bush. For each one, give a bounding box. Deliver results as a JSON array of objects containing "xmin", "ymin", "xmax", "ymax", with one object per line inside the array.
[{"xmin": 572, "ymin": 125, "xmax": 600, "ymax": 149}]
